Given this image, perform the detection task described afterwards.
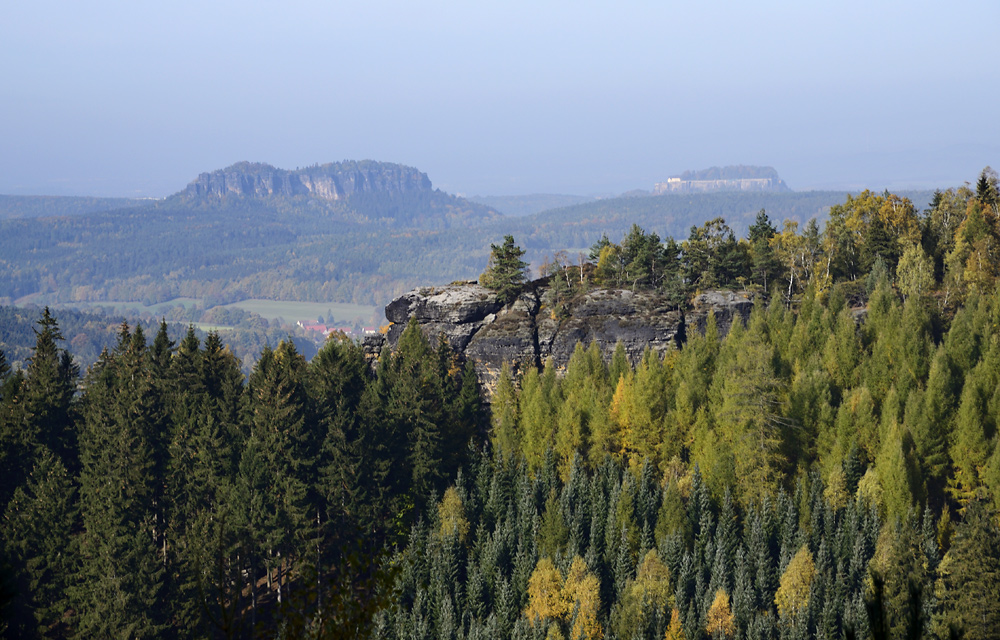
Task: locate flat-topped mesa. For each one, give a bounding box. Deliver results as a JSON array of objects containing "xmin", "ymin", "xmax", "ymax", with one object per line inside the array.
[
  {"xmin": 364, "ymin": 280, "xmax": 753, "ymax": 395},
  {"xmin": 654, "ymin": 165, "xmax": 791, "ymax": 194},
  {"xmin": 181, "ymin": 160, "xmax": 432, "ymax": 201}
]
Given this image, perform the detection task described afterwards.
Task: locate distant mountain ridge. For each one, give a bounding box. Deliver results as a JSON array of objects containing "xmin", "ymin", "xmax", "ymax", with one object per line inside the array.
[
  {"xmin": 468, "ymin": 193, "xmax": 600, "ymax": 217},
  {"xmin": 178, "ymin": 160, "xmax": 433, "ymax": 201}
]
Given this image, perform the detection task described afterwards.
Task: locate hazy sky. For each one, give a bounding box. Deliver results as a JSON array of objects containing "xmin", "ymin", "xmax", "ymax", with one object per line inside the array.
[{"xmin": 2, "ymin": 1, "xmax": 998, "ymax": 197}]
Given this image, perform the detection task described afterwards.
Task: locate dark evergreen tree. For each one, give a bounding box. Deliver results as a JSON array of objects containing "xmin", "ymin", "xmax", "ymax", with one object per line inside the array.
[
  {"xmin": 934, "ymin": 497, "xmax": 1000, "ymax": 640},
  {"xmin": 0, "ymin": 366, "xmax": 27, "ymax": 511},
  {"xmin": 749, "ymin": 209, "xmax": 782, "ymax": 294},
  {"xmin": 309, "ymin": 334, "xmax": 369, "ymax": 545},
  {"xmin": 73, "ymin": 326, "xmax": 168, "ymax": 638},
  {"xmin": 975, "ymin": 166, "xmax": 999, "ymax": 211},
  {"xmin": 21, "ymin": 308, "xmax": 78, "ymax": 473},
  {"xmin": 480, "ymin": 235, "xmax": 529, "ymax": 305},
  {"xmin": 240, "ymin": 340, "xmax": 315, "ymax": 606},
  {"xmin": 2, "ymin": 447, "xmax": 77, "ymax": 638}
]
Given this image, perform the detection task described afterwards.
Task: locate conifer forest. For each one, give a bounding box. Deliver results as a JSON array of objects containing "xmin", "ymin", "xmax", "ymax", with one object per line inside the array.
[{"xmin": 4, "ymin": 173, "xmax": 1000, "ymax": 639}]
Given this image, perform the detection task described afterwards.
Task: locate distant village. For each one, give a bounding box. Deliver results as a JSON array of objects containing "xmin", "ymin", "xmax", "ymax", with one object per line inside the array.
[{"xmin": 297, "ymin": 320, "xmax": 380, "ymax": 338}]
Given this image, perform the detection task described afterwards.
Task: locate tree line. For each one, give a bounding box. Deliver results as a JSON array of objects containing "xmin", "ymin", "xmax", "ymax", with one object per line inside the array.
[{"xmin": 537, "ymin": 168, "xmax": 999, "ymax": 317}]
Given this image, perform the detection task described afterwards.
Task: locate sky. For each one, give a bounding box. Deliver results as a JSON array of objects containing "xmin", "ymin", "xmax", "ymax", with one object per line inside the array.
[{"xmin": 2, "ymin": 1, "xmax": 999, "ymax": 197}]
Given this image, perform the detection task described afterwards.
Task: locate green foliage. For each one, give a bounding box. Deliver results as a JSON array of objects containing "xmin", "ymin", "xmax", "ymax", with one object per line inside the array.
[
  {"xmin": 73, "ymin": 324, "xmax": 169, "ymax": 638},
  {"xmin": 0, "ymin": 194, "xmax": 151, "ymax": 220},
  {"xmin": 2, "ymin": 448, "xmax": 77, "ymax": 638},
  {"xmin": 479, "ymin": 235, "xmax": 529, "ymax": 305},
  {"xmin": 933, "ymin": 497, "xmax": 1000, "ymax": 639},
  {"xmin": 749, "ymin": 209, "xmax": 782, "ymax": 294},
  {"xmin": 683, "ymin": 217, "xmax": 750, "ymax": 290},
  {"xmin": 491, "ymin": 362, "xmax": 521, "ymax": 455},
  {"xmin": 538, "ymin": 490, "xmax": 568, "ymax": 559},
  {"xmin": 0, "ymin": 306, "xmax": 496, "ymax": 637}
]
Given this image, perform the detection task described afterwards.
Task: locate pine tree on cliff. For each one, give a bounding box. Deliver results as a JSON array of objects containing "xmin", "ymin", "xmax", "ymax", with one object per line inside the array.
[{"xmin": 480, "ymin": 235, "xmax": 528, "ymax": 305}]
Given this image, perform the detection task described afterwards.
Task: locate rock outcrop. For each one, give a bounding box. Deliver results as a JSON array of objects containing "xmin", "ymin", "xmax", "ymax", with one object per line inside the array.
[
  {"xmin": 687, "ymin": 290, "xmax": 754, "ymax": 336},
  {"xmin": 365, "ymin": 280, "xmax": 754, "ymax": 394},
  {"xmin": 181, "ymin": 160, "xmax": 432, "ymax": 201}
]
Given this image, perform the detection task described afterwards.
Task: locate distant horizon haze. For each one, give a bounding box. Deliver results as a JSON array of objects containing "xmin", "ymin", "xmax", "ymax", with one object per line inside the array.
[
  {"xmin": 1, "ymin": 149, "xmax": 990, "ymax": 200},
  {"xmin": 2, "ymin": 1, "xmax": 997, "ymax": 199}
]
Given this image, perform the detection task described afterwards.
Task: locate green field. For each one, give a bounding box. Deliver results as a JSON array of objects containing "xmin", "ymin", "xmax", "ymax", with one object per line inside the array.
[{"xmin": 220, "ymin": 299, "xmax": 380, "ymax": 325}]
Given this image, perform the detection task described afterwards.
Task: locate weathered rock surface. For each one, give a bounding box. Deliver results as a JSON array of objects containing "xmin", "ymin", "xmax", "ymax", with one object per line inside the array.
[
  {"xmin": 687, "ymin": 290, "xmax": 754, "ymax": 336},
  {"xmin": 365, "ymin": 280, "xmax": 754, "ymax": 394},
  {"xmin": 182, "ymin": 160, "xmax": 432, "ymax": 201}
]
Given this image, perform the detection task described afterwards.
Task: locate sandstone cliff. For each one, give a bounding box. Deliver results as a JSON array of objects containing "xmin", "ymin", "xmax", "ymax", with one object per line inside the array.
[
  {"xmin": 364, "ymin": 281, "xmax": 753, "ymax": 393},
  {"xmin": 181, "ymin": 160, "xmax": 432, "ymax": 200}
]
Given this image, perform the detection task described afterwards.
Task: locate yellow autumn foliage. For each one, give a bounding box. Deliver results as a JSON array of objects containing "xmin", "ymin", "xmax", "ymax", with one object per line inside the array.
[
  {"xmin": 664, "ymin": 607, "xmax": 687, "ymax": 640},
  {"xmin": 437, "ymin": 486, "xmax": 469, "ymax": 543},
  {"xmin": 563, "ymin": 556, "xmax": 602, "ymax": 640},
  {"xmin": 705, "ymin": 589, "xmax": 735, "ymax": 638},
  {"xmin": 775, "ymin": 545, "xmax": 815, "ymax": 617},
  {"xmin": 524, "ymin": 558, "xmax": 567, "ymax": 623},
  {"xmin": 524, "ymin": 556, "xmax": 602, "ymax": 640}
]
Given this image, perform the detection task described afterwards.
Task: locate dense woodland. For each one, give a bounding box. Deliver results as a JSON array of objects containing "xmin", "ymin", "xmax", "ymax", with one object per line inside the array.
[
  {"xmin": 0, "ymin": 313, "xmax": 486, "ymax": 639},
  {"xmin": 2, "ymin": 171, "xmax": 1000, "ymax": 639},
  {"xmin": 0, "ymin": 195, "xmax": 152, "ymax": 221}
]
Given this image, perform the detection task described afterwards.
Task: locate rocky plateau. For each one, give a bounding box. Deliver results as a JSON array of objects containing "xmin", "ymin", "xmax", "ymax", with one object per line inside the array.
[
  {"xmin": 364, "ymin": 280, "xmax": 753, "ymax": 393},
  {"xmin": 181, "ymin": 160, "xmax": 432, "ymax": 201}
]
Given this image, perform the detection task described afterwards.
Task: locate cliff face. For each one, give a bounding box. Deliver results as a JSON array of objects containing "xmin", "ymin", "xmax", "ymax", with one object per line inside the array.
[
  {"xmin": 365, "ymin": 281, "xmax": 752, "ymax": 393},
  {"xmin": 181, "ymin": 160, "xmax": 433, "ymax": 200}
]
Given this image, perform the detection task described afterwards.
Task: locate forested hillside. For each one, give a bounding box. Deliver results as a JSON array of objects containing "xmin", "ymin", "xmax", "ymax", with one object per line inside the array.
[
  {"xmin": 0, "ymin": 195, "xmax": 152, "ymax": 220},
  {"xmin": 0, "ymin": 160, "xmax": 500, "ymax": 308},
  {"xmin": 0, "ymin": 187, "xmax": 933, "ymax": 310},
  {"xmin": 2, "ymin": 170, "xmax": 1000, "ymax": 639}
]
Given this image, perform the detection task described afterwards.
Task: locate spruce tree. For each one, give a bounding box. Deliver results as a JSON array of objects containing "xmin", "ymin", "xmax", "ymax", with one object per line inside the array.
[
  {"xmin": 74, "ymin": 326, "xmax": 168, "ymax": 638},
  {"xmin": 748, "ymin": 209, "xmax": 782, "ymax": 294},
  {"xmin": 240, "ymin": 341, "xmax": 315, "ymax": 605},
  {"xmin": 934, "ymin": 497, "xmax": 1000, "ymax": 640},
  {"xmin": 0, "ymin": 366, "xmax": 27, "ymax": 511},
  {"xmin": 164, "ymin": 328, "xmax": 246, "ymax": 634},
  {"xmin": 480, "ymin": 235, "xmax": 529, "ymax": 305},
  {"xmin": 21, "ymin": 308, "xmax": 78, "ymax": 472},
  {"xmin": 309, "ymin": 333, "xmax": 371, "ymax": 595},
  {"xmin": 2, "ymin": 447, "xmax": 77, "ymax": 638}
]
